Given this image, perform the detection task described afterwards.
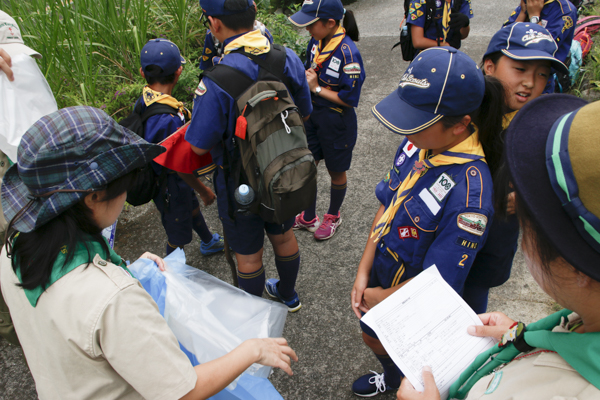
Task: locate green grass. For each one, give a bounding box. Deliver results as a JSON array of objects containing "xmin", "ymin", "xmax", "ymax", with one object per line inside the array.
[
  {"xmin": 569, "ymin": 3, "xmax": 600, "ymax": 98},
  {"xmin": 9, "ymin": 0, "xmax": 307, "ymax": 121}
]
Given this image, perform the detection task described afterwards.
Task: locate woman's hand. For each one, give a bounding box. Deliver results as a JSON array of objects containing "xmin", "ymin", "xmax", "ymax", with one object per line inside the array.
[
  {"xmin": 139, "ymin": 252, "xmax": 167, "ymax": 271},
  {"xmin": 305, "ymin": 68, "xmax": 319, "ymax": 92},
  {"xmin": 467, "ymin": 312, "xmax": 516, "ymax": 341},
  {"xmin": 0, "ymin": 49, "xmax": 14, "ymax": 81},
  {"xmin": 397, "ymin": 367, "xmax": 441, "ymax": 400},
  {"xmin": 351, "ymin": 273, "xmax": 370, "ymax": 318},
  {"xmin": 248, "ymin": 338, "xmax": 298, "ymax": 376}
]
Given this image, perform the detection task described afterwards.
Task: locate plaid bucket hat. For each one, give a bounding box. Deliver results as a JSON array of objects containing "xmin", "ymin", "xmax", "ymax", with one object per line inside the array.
[{"xmin": 1, "ymin": 106, "xmax": 165, "ymax": 233}]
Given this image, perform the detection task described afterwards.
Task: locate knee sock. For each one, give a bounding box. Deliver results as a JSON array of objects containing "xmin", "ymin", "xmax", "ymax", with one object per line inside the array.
[
  {"xmin": 166, "ymin": 242, "xmax": 181, "ymax": 256},
  {"xmin": 237, "ymin": 265, "xmax": 265, "ymax": 297},
  {"xmin": 192, "ymin": 210, "xmax": 213, "ymax": 243},
  {"xmin": 303, "ymin": 189, "xmax": 317, "ymax": 222},
  {"xmin": 327, "ymin": 182, "xmax": 347, "ymax": 216},
  {"xmin": 274, "ymin": 251, "xmax": 300, "ymax": 299},
  {"xmin": 375, "ymin": 353, "xmax": 402, "ymax": 388}
]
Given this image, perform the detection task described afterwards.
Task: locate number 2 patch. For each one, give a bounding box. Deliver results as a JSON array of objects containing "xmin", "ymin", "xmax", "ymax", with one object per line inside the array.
[{"xmin": 429, "ymin": 173, "xmax": 455, "ymax": 202}]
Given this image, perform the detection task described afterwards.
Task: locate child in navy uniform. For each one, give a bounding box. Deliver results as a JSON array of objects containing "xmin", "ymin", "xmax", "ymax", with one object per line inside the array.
[
  {"xmin": 408, "ymin": 0, "xmax": 473, "ymax": 51},
  {"xmin": 351, "ymin": 48, "xmax": 502, "ymax": 397},
  {"xmin": 138, "ymin": 39, "xmax": 224, "ymax": 256},
  {"xmin": 288, "ymin": 0, "xmax": 365, "ymax": 240}
]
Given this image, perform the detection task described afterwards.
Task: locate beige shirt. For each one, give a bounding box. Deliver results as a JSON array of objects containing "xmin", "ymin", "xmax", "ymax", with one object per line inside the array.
[
  {"xmin": 0, "ymin": 249, "xmax": 197, "ymax": 400},
  {"xmin": 466, "ymin": 316, "xmax": 600, "ymax": 399}
]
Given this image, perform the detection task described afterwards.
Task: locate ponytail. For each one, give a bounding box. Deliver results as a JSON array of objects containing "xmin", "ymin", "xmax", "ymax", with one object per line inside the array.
[{"xmin": 342, "ymin": 10, "xmax": 359, "ymax": 42}]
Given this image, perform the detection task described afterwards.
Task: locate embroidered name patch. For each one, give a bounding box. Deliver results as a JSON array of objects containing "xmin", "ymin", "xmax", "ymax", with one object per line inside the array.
[
  {"xmin": 455, "ymin": 236, "xmax": 478, "ymax": 250},
  {"xmin": 429, "ymin": 173, "xmax": 455, "ymax": 202},
  {"xmin": 195, "ymin": 80, "xmax": 207, "ymax": 96},
  {"xmin": 343, "ymin": 63, "xmax": 361, "ymax": 74},
  {"xmin": 330, "ymin": 56, "xmax": 341, "ymax": 72},
  {"xmin": 326, "ymin": 69, "xmax": 340, "ymax": 78},
  {"xmin": 395, "ymin": 153, "xmax": 406, "ymax": 167},
  {"xmin": 522, "ymin": 28, "xmax": 553, "ymax": 46},
  {"xmin": 399, "ymin": 226, "xmax": 420, "ymax": 240},
  {"xmin": 457, "ymin": 213, "xmax": 487, "ymax": 236},
  {"xmin": 403, "ymin": 141, "xmax": 418, "ymax": 157},
  {"xmin": 399, "ymin": 68, "xmax": 430, "ymax": 89}
]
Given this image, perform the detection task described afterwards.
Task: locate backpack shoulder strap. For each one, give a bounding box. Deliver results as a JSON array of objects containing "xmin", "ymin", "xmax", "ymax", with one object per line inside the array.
[
  {"xmin": 202, "ymin": 64, "xmax": 255, "ymax": 100},
  {"xmin": 237, "ymin": 44, "xmax": 293, "ymax": 91},
  {"xmin": 140, "ymin": 103, "xmax": 179, "ymax": 124}
]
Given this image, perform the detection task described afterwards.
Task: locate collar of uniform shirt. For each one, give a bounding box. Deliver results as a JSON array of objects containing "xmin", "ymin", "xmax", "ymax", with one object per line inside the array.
[
  {"xmin": 312, "ymin": 25, "xmax": 346, "ymax": 69},
  {"xmin": 223, "ymin": 29, "xmax": 270, "ymax": 56}
]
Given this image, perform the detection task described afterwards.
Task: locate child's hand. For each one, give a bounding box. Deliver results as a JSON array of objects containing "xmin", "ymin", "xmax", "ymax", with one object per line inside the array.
[
  {"xmin": 199, "ymin": 186, "xmax": 216, "ymax": 206},
  {"xmin": 467, "ymin": 312, "xmax": 516, "ymax": 340},
  {"xmin": 397, "ymin": 367, "xmax": 441, "ymax": 400},
  {"xmin": 139, "ymin": 252, "xmax": 167, "ymax": 271},
  {"xmin": 363, "ymin": 287, "xmax": 385, "ymax": 309},
  {"xmin": 351, "ymin": 274, "xmax": 370, "ymax": 318},
  {"xmin": 305, "ymin": 68, "xmax": 319, "ymax": 92}
]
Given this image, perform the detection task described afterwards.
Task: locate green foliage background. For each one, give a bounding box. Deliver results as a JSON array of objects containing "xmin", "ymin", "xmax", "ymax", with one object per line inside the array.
[{"xmin": 7, "ymin": 0, "xmax": 308, "ymax": 120}]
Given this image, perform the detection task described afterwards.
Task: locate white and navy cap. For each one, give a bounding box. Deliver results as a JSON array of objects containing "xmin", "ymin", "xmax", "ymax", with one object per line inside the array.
[
  {"xmin": 289, "ymin": 0, "xmax": 345, "ymax": 27},
  {"xmin": 372, "ymin": 47, "xmax": 485, "ymax": 135},
  {"xmin": 0, "ymin": 11, "xmax": 41, "ymax": 59},
  {"xmin": 484, "ymin": 22, "xmax": 568, "ymax": 74}
]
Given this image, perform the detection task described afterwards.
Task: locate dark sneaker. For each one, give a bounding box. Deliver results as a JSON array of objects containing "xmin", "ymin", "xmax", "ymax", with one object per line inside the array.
[
  {"xmin": 264, "ymin": 278, "xmax": 302, "ymax": 312},
  {"xmin": 200, "ymin": 233, "xmax": 225, "ymax": 256},
  {"xmin": 352, "ymin": 372, "xmax": 394, "ymax": 397},
  {"xmin": 313, "ymin": 212, "xmax": 342, "ymax": 240},
  {"xmin": 293, "ymin": 212, "xmax": 320, "ymax": 232}
]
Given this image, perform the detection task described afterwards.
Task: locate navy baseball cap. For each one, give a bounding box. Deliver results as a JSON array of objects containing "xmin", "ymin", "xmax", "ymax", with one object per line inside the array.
[
  {"xmin": 200, "ymin": 0, "xmax": 254, "ymax": 16},
  {"xmin": 289, "ymin": 0, "xmax": 344, "ymax": 27},
  {"xmin": 140, "ymin": 39, "xmax": 186, "ymax": 77},
  {"xmin": 372, "ymin": 47, "xmax": 485, "ymax": 135},
  {"xmin": 484, "ymin": 22, "xmax": 568, "ymax": 74}
]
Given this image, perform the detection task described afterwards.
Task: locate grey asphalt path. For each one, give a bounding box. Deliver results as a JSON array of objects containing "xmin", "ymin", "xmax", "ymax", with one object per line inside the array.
[{"xmin": 0, "ymin": 1, "xmax": 556, "ymax": 399}]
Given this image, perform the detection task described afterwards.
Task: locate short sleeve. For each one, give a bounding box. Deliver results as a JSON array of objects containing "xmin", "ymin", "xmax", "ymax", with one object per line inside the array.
[
  {"xmin": 504, "ymin": 7, "xmax": 520, "ymax": 26},
  {"xmin": 284, "ymin": 48, "xmax": 313, "ymax": 118},
  {"xmin": 94, "ymin": 284, "xmax": 197, "ymax": 400},
  {"xmin": 459, "ymin": 0, "xmax": 473, "ymax": 18},
  {"xmin": 407, "ymin": 0, "xmax": 427, "ymax": 27},
  {"xmin": 200, "ymin": 31, "xmax": 219, "ymax": 71},
  {"xmin": 337, "ymin": 44, "xmax": 365, "ymax": 108}
]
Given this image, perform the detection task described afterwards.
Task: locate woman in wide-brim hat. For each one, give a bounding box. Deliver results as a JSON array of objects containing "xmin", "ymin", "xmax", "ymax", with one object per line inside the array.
[
  {"xmin": 397, "ymin": 95, "xmax": 600, "ymax": 399},
  {"xmin": 0, "ymin": 106, "xmax": 297, "ymax": 400}
]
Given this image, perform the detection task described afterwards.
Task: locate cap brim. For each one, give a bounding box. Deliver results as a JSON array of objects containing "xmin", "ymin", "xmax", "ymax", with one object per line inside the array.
[
  {"xmin": 504, "ymin": 94, "xmax": 600, "ymax": 280},
  {"xmin": 0, "ymin": 43, "xmax": 42, "ymax": 59},
  {"xmin": 502, "ymin": 49, "xmax": 568, "ymax": 75},
  {"xmin": 372, "ymin": 89, "xmax": 443, "ymax": 135},
  {"xmin": 288, "ymin": 11, "xmax": 319, "ymax": 27}
]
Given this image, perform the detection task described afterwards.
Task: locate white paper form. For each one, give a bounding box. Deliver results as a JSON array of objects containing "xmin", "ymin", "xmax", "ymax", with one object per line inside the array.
[{"xmin": 361, "ymin": 266, "xmax": 495, "ymax": 399}]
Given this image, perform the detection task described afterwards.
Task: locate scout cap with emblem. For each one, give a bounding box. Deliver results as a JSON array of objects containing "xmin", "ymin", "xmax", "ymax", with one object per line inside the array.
[
  {"xmin": 484, "ymin": 22, "xmax": 568, "ymax": 75},
  {"xmin": 1, "ymin": 106, "xmax": 165, "ymax": 233},
  {"xmin": 289, "ymin": 0, "xmax": 345, "ymax": 27},
  {"xmin": 200, "ymin": 0, "xmax": 254, "ymax": 16},
  {"xmin": 505, "ymin": 94, "xmax": 600, "ymax": 281},
  {"xmin": 140, "ymin": 38, "xmax": 186, "ymax": 78},
  {"xmin": 0, "ymin": 11, "xmax": 41, "ymax": 59},
  {"xmin": 372, "ymin": 47, "xmax": 484, "ymax": 135}
]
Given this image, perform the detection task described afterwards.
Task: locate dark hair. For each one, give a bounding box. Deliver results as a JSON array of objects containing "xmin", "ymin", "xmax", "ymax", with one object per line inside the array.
[
  {"xmin": 8, "ymin": 170, "xmax": 138, "ymax": 291},
  {"xmin": 481, "ymin": 51, "xmax": 502, "ymax": 69},
  {"xmin": 144, "ymin": 65, "xmax": 177, "ymax": 85},
  {"xmin": 217, "ymin": 0, "xmax": 256, "ymax": 31},
  {"xmin": 319, "ymin": 9, "xmax": 360, "ymax": 42}
]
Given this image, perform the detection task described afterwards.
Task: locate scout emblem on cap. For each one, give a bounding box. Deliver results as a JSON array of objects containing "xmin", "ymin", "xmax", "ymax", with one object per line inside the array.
[
  {"xmin": 399, "ymin": 67, "xmax": 430, "ymax": 89},
  {"xmin": 303, "ymin": 0, "xmax": 314, "ymax": 4},
  {"xmin": 457, "ymin": 213, "xmax": 487, "ymax": 236},
  {"xmin": 522, "ymin": 29, "xmax": 554, "ymax": 46}
]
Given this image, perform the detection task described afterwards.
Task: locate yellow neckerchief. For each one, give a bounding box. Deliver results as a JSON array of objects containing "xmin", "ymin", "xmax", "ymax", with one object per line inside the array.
[
  {"xmin": 502, "ymin": 110, "xmax": 518, "ymax": 130},
  {"xmin": 142, "ymin": 86, "xmax": 191, "ymax": 120},
  {"xmin": 223, "ymin": 29, "xmax": 271, "ymax": 56},
  {"xmin": 371, "ymin": 129, "xmax": 486, "ymax": 242},
  {"xmin": 312, "ymin": 25, "xmax": 346, "ymax": 69},
  {"xmin": 442, "ymin": 0, "xmax": 452, "ymax": 41}
]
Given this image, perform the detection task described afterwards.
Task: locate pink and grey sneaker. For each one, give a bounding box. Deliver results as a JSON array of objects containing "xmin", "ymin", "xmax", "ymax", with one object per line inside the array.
[
  {"xmin": 313, "ymin": 212, "xmax": 342, "ymax": 240},
  {"xmin": 293, "ymin": 212, "xmax": 320, "ymax": 232}
]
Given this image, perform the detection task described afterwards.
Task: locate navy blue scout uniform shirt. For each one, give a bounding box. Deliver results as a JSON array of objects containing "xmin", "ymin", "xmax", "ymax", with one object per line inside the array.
[
  {"xmin": 186, "ymin": 33, "xmax": 312, "ymax": 222},
  {"xmin": 408, "ymin": 0, "xmax": 473, "ymax": 48},
  {"xmin": 305, "ymin": 35, "xmax": 365, "ymax": 108},
  {"xmin": 372, "ymin": 138, "xmax": 494, "ymax": 293},
  {"xmin": 505, "ymin": 0, "xmax": 576, "ymax": 64},
  {"xmin": 199, "ymin": 27, "xmax": 274, "ymax": 71}
]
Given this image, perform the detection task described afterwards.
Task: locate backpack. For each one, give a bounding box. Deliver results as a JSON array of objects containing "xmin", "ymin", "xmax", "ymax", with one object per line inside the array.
[
  {"xmin": 202, "ymin": 44, "xmax": 317, "ymax": 225},
  {"xmin": 393, "ymin": 0, "xmax": 463, "ymax": 62},
  {"xmin": 119, "ymin": 100, "xmax": 179, "ymax": 206}
]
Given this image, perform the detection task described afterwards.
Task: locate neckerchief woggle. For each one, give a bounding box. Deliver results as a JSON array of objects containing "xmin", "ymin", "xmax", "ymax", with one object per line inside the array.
[
  {"xmin": 371, "ymin": 130, "xmax": 486, "ymax": 242},
  {"xmin": 223, "ymin": 29, "xmax": 271, "ymax": 56},
  {"xmin": 449, "ymin": 308, "xmax": 600, "ymax": 399},
  {"xmin": 16, "ymin": 237, "xmax": 133, "ymax": 307},
  {"xmin": 311, "ymin": 25, "xmax": 346, "ymax": 71},
  {"xmin": 142, "ymin": 86, "xmax": 191, "ymax": 120}
]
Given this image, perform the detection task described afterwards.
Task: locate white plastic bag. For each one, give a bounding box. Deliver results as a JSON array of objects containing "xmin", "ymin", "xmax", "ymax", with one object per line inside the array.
[
  {"xmin": 129, "ymin": 249, "xmax": 288, "ymax": 378},
  {"xmin": 0, "ymin": 54, "xmax": 58, "ymax": 162}
]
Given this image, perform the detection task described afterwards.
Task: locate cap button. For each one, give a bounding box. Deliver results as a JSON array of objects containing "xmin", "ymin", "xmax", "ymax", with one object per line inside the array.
[
  {"xmin": 90, "ymin": 162, "xmax": 98, "ymax": 170},
  {"xmin": 447, "ymin": 47, "xmax": 457, "ymax": 53}
]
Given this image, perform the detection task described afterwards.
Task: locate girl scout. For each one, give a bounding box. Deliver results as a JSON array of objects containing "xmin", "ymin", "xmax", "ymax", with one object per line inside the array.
[
  {"xmin": 408, "ymin": 0, "xmax": 473, "ymax": 51},
  {"xmin": 351, "ymin": 48, "xmax": 500, "ymax": 397},
  {"xmin": 288, "ymin": 0, "xmax": 365, "ymax": 240}
]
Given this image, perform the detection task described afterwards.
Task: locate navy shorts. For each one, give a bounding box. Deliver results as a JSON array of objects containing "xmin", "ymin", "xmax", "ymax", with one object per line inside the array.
[
  {"xmin": 153, "ymin": 173, "xmax": 200, "ymax": 247},
  {"xmin": 221, "ymin": 213, "xmax": 295, "ymax": 256},
  {"xmin": 305, "ymin": 105, "xmax": 357, "ymax": 173}
]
